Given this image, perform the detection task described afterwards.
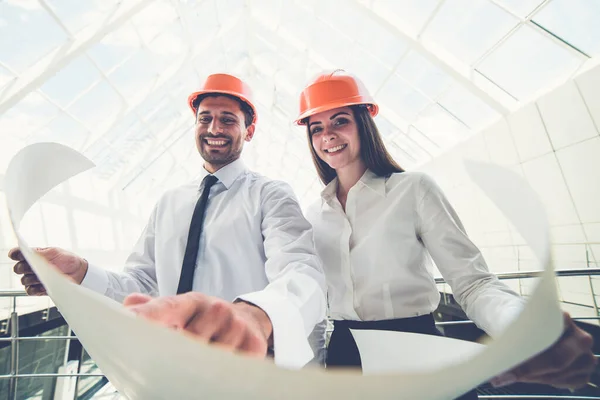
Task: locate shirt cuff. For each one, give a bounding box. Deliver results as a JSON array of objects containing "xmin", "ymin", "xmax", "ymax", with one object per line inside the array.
[
  {"xmin": 488, "ymin": 300, "xmax": 526, "ymax": 338},
  {"xmin": 236, "ymin": 291, "xmax": 314, "ymax": 369},
  {"xmin": 80, "ymin": 263, "xmax": 109, "ymax": 295}
]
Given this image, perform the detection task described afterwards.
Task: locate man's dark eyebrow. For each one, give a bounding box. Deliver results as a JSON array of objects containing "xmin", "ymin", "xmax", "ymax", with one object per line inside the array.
[
  {"xmin": 197, "ymin": 110, "xmax": 239, "ymax": 119},
  {"xmin": 221, "ymin": 111, "xmax": 239, "ymax": 119},
  {"xmin": 308, "ymin": 121, "xmax": 322, "ymax": 128}
]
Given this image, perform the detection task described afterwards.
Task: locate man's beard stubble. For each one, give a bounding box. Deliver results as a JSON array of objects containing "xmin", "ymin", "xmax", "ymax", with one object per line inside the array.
[{"xmin": 197, "ymin": 134, "xmax": 243, "ymax": 167}]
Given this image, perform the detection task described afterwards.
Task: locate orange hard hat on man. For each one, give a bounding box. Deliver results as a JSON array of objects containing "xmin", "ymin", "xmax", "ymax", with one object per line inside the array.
[
  {"xmin": 188, "ymin": 73, "xmax": 257, "ymax": 124},
  {"xmin": 295, "ymin": 70, "xmax": 378, "ymax": 125}
]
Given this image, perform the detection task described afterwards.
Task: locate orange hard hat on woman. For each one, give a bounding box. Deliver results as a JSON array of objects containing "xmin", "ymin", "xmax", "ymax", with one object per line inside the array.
[
  {"xmin": 295, "ymin": 70, "xmax": 379, "ymax": 125},
  {"xmin": 188, "ymin": 73, "xmax": 258, "ymax": 123}
]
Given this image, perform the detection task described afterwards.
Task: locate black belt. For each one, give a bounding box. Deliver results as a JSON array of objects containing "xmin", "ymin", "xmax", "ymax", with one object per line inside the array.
[{"xmin": 333, "ymin": 313, "xmax": 441, "ymax": 336}]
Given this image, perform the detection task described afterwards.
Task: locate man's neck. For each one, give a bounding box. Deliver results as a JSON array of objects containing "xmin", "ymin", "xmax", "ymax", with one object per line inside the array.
[{"xmin": 204, "ymin": 158, "xmax": 237, "ymax": 174}]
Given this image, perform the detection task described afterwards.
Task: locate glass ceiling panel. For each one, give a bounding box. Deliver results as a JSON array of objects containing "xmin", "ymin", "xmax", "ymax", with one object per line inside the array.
[
  {"xmin": 406, "ymin": 125, "xmax": 443, "ymax": 157},
  {"xmin": 532, "ymin": 0, "xmax": 600, "ymax": 57},
  {"xmin": 249, "ymin": 0, "xmax": 282, "ymax": 30},
  {"xmin": 39, "ymin": 55, "xmax": 101, "ymax": 108},
  {"xmin": 118, "ymin": 125, "xmax": 199, "ymax": 196},
  {"xmin": 1, "ymin": 0, "xmax": 599, "ymax": 211},
  {"xmin": 108, "ymin": 49, "xmax": 162, "ymax": 106},
  {"xmin": 391, "ymin": 132, "xmax": 432, "ymax": 165},
  {"xmin": 0, "ymin": 0, "xmax": 69, "ymax": 72},
  {"xmin": 0, "ymin": 128, "xmax": 25, "ymax": 172},
  {"xmin": 67, "ymin": 80, "xmax": 123, "ymax": 133},
  {"xmin": 279, "ymin": 1, "xmax": 313, "ymax": 49},
  {"xmin": 44, "ymin": 0, "xmax": 121, "ymax": 35},
  {"xmin": 250, "ymin": 18, "xmax": 303, "ymax": 68},
  {"xmin": 310, "ymin": 22, "xmax": 354, "ymax": 69},
  {"xmin": 147, "ymin": 23, "xmax": 187, "ymax": 63},
  {"xmin": 320, "ymin": 0, "xmax": 363, "ymax": 35},
  {"xmin": 374, "ymin": 115, "xmax": 402, "ymax": 138},
  {"xmin": 371, "ymin": 0, "xmax": 442, "ymax": 37},
  {"xmin": 421, "ymin": 0, "xmax": 519, "ymax": 65},
  {"xmin": 222, "ymin": 29, "xmax": 250, "ymax": 75},
  {"xmin": 0, "ymin": 91, "xmax": 59, "ymax": 140},
  {"xmin": 492, "ymin": 0, "xmax": 545, "ymax": 18},
  {"xmin": 179, "ymin": 0, "xmax": 220, "ymax": 50},
  {"xmin": 472, "ymin": 69, "xmax": 519, "ymax": 107},
  {"xmin": 318, "ymin": 0, "xmax": 409, "ymax": 68},
  {"xmin": 344, "ymin": 48, "xmax": 391, "ymax": 95},
  {"xmin": 193, "ymin": 50, "xmax": 227, "ymax": 82},
  {"xmin": 413, "ymin": 103, "xmax": 470, "ymax": 149},
  {"xmin": 477, "ymin": 23, "xmax": 584, "ymax": 101},
  {"xmin": 145, "ymin": 107, "xmax": 188, "ymax": 147},
  {"xmin": 273, "ymin": 64, "xmax": 305, "ymax": 99},
  {"xmin": 377, "ymin": 74, "xmax": 431, "ymax": 123},
  {"xmin": 215, "ymin": 0, "xmax": 246, "ymax": 30},
  {"xmin": 131, "ymin": 1, "xmax": 179, "ymax": 45},
  {"xmin": 85, "ymin": 140, "xmax": 124, "ymax": 179},
  {"xmin": 396, "ymin": 50, "xmax": 454, "ymax": 100},
  {"xmin": 101, "ymin": 114, "xmax": 144, "ymax": 146},
  {"xmin": 437, "ymin": 84, "xmax": 499, "ymax": 130},
  {"xmin": 163, "ymin": 131, "xmax": 196, "ymax": 165},
  {"xmin": 86, "ymin": 22, "xmax": 141, "ymax": 73},
  {"xmin": 0, "ymin": 63, "xmax": 15, "ymax": 94},
  {"xmin": 27, "ymin": 113, "xmax": 90, "ymax": 151},
  {"xmin": 354, "ymin": 12, "xmax": 410, "ymax": 68}
]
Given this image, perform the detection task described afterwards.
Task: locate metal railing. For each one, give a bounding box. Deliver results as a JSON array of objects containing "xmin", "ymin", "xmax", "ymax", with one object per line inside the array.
[
  {"xmin": 2, "ymin": 268, "xmax": 600, "ymax": 399},
  {"xmin": 0, "ymin": 290, "xmax": 103, "ymax": 400},
  {"xmin": 434, "ymin": 268, "xmax": 600, "ymax": 284},
  {"xmin": 479, "ymin": 396, "xmax": 600, "ymax": 399}
]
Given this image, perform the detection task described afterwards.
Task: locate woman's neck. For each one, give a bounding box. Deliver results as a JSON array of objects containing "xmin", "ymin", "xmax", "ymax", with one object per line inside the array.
[{"xmin": 336, "ymin": 160, "xmax": 367, "ymax": 199}]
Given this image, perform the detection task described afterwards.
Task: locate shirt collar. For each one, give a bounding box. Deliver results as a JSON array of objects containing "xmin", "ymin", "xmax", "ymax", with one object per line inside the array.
[
  {"xmin": 197, "ymin": 158, "xmax": 248, "ymax": 189},
  {"xmin": 319, "ymin": 169, "xmax": 386, "ymax": 206},
  {"xmin": 359, "ymin": 169, "xmax": 386, "ymax": 197},
  {"xmin": 320, "ymin": 177, "xmax": 338, "ymax": 205}
]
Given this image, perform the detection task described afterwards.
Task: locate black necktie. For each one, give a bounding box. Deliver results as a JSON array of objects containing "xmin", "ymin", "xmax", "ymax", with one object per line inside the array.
[{"xmin": 177, "ymin": 175, "xmax": 218, "ymax": 294}]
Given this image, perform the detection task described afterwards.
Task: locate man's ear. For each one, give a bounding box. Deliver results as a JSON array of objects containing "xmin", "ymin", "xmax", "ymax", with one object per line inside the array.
[{"xmin": 244, "ymin": 124, "xmax": 256, "ymax": 142}]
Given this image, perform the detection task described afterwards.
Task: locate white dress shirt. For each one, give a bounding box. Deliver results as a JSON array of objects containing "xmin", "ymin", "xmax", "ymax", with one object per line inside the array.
[
  {"xmin": 306, "ymin": 169, "xmax": 524, "ymax": 338},
  {"xmin": 81, "ymin": 158, "xmax": 327, "ymax": 368}
]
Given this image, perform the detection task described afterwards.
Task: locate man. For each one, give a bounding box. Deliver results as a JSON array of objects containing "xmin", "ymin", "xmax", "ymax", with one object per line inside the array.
[{"xmin": 10, "ymin": 73, "xmax": 326, "ymax": 368}]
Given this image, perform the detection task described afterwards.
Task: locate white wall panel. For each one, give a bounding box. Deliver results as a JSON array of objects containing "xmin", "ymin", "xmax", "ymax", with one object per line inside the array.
[
  {"xmin": 556, "ymin": 136, "xmax": 600, "ymax": 224},
  {"xmin": 418, "ymin": 64, "xmax": 600, "ymax": 312},
  {"xmin": 521, "ymin": 153, "xmax": 580, "ymax": 226},
  {"xmin": 584, "ymin": 223, "xmax": 600, "ymax": 242},
  {"xmin": 483, "ymin": 118, "xmax": 519, "ymax": 166},
  {"xmin": 507, "ymin": 102, "xmax": 553, "ymax": 162},
  {"xmin": 537, "ymin": 81, "xmax": 597, "ymax": 150},
  {"xmin": 575, "ymin": 64, "xmax": 600, "ymax": 132},
  {"xmin": 550, "ymin": 224, "xmax": 587, "ymax": 244}
]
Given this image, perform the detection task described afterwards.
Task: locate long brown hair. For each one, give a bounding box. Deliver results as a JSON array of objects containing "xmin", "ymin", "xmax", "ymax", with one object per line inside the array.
[{"xmin": 306, "ymin": 105, "xmax": 404, "ymax": 185}]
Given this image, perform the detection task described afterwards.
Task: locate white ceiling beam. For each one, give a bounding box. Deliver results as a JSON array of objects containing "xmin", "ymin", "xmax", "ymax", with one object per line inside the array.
[
  {"xmin": 0, "ymin": 0, "xmax": 155, "ymax": 115},
  {"xmin": 349, "ymin": 0, "xmax": 510, "ymax": 116}
]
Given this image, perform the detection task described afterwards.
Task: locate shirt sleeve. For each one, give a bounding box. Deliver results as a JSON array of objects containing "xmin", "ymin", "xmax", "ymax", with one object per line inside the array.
[
  {"xmin": 236, "ymin": 180, "xmax": 327, "ymax": 369},
  {"xmin": 415, "ymin": 173, "xmax": 525, "ymax": 338},
  {"xmin": 80, "ymin": 204, "xmax": 159, "ymax": 303}
]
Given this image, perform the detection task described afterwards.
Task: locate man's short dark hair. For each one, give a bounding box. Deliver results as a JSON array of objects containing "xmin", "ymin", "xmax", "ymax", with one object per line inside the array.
[{"xmin": 193, "ymin": 93, "xmax": 254, "ymax": 128}]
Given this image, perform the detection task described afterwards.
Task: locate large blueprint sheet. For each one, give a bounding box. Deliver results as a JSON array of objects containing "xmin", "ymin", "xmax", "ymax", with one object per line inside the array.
[{"xmin": 4, "ymin": 143, "xmax": 562, "ymax": 399}]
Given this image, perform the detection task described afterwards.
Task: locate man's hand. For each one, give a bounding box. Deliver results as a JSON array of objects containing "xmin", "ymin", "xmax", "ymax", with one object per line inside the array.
[
  {"xmin": 9, "ymin": 247, "xmax": 88, "ymax": 295},
  {"xmin": 491, "ymin": 312, "xmax": 596, "ymax": 390},
  {"xmin": 124, "ymin": 292, "xmax": 273, "ymax": 358}
]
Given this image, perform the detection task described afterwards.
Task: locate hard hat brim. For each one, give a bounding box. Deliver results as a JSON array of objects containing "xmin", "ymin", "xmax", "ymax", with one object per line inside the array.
[
  {"xmin": 294, "ymin": 101, "xmax": 378, "ymax": 125},
  {"xmin": 188, "ymin": 90, "xmax": 258, "ymax": 124}
]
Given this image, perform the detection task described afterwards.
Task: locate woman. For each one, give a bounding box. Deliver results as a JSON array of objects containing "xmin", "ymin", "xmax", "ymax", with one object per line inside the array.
[{"xmin": 295, "ymin": 71, "xmax": 595, "ymax": 396}]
